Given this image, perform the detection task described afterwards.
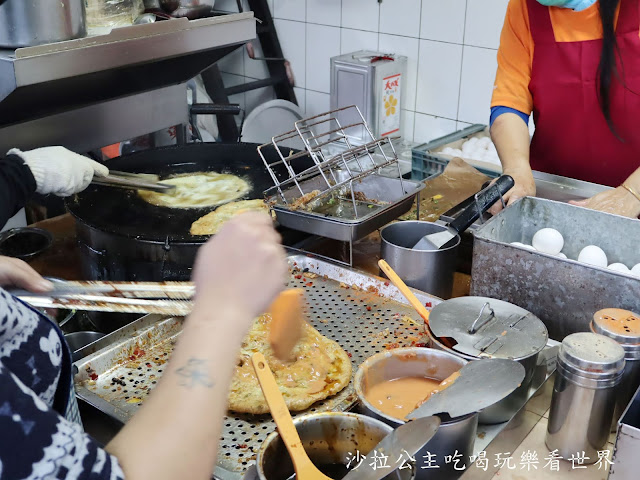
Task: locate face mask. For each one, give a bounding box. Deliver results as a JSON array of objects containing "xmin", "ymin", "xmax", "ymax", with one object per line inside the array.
[{"xmin": 536, "ymin": 0, "xmax": 597, "ymax": 11}]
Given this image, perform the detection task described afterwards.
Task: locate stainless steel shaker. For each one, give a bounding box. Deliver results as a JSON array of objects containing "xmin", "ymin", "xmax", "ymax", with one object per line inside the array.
[
  {"xmin": 546, "ymin": 332, "xmax": 625, "ymax": 462},
  {"xmin": 591, "ymin": 308, "xmax": 640, "ymax": 430}
]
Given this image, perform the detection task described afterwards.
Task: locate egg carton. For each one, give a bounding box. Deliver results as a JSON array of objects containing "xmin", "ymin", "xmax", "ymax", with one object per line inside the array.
[{"xmin": 412, "ymin": 124, "xmax": 502, "ymax": 179}]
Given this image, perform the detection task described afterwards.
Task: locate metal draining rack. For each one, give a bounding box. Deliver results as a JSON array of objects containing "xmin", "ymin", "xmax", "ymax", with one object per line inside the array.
[
  {"xmin": 257, "ymin": 106, "xmax": 425, "ymax": 266},
  {"xmin": 258, "ymin": 105, "xmax": 406, "ymax": 214}
]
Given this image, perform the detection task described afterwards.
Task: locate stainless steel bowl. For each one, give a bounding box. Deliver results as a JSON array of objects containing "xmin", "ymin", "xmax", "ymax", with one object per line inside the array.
[
  {"xmin": 354, "ymin": 348, "xmax": 477, "ymax": 480},
  {"xmin": 257, "ymin": 412, "xmax": 415, "ymax": 480},
  {"xmin": 380, "ymin": 221, "xmax": 460, "ymax": 299},
  {"xmin": 64, "ymin": 331, "xmax": 105, "ymax": 361}
]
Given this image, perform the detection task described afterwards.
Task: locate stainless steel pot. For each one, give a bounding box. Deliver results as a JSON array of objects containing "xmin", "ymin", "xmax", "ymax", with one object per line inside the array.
[
  {"xmin": 426, "ymin": 297, "xmax": 548, "ymax": 424},
  {"xmin": 380, "ymin": 221, "xmax": 459, "ymax": 299},
  {"xmin": 257, "ymin": 412, "xmax": 415, "ymax": 480},
  {"xmin": 0, "ymin": 0, "xmax": 86, "ymax": 48},
  {"xmin": 354, "ymin": 347, "xmax": 478, "ymax": 480}
]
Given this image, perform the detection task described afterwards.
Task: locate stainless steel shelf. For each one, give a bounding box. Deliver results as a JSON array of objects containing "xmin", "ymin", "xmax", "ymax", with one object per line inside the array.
[{"xmin": 0, "ymin": 12, "xmax": 256, "ymax": 128}]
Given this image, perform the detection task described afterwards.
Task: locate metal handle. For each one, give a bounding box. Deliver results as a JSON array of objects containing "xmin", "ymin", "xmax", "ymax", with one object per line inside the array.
[
  {"xmin": 468, "ymin": 302, "xmax": 496, "ymax": 334},
  {"xmin": 447, "ymin": 175, "xmax": 514, "ymax": 235},
  {"xmin": 92, "ymin": 175, "xmax": 176, "ymax": 193},
  {"xmin": 190, "ymin": 104, "xmax": 241, "ymax": 116}
]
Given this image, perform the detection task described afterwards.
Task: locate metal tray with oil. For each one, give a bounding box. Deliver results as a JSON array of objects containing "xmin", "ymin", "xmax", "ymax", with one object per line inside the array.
[
  {"xmin": 268, "ymin": 174, "xmax": 425, "ymax": 242},
  {"xmin": 74, "ymin": 254, "xmax": 440, "ymax": 480}
]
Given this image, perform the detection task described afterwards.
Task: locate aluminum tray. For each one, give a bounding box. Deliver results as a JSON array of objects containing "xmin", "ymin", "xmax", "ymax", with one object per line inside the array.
[
  {"xmin": 268, "ymin": 174, "xmax": 425, "ymax": 242},
  {"xmin": 74, "ymin": 254, "xmax": 439, "ymax": 480},
  {"xmin": 470, "ymin": 197, "xmax": 640, "ymax": 341}
]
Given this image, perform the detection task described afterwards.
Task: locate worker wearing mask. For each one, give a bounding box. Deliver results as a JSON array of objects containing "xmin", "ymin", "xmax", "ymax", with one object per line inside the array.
[
  {"xmin": 490, "ymin": 0, "xmax": 640, "ymax": 218},
  {"xmin": 0, "ymin": 146, "xmax": 109, "ymax": 228}
]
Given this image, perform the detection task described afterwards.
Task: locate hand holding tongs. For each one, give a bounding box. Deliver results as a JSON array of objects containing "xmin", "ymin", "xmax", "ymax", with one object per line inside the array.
[
  {"xmin": 92, "ymin": 171, "xmax": 176, "ymax": 193},
  {"xmin": 12, "ymin": 280, "xmax": 195, "ymax": 316}
]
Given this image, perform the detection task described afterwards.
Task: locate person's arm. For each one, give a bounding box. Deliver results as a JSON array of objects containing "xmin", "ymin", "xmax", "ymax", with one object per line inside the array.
[
  {"xmin": 569, "ymin": 167, "xmax": 640, "ymax": 218},
  {"xmin": 489, "ymin": 0, "xmax": 536, "ymax": 214},
  {"xmin": 0, "ymin": 154, "xmax": 37, "ymax": 227},
  {"xmin": 9, "ymin": 146, "xmax": 109, "ymax": 197},
  {"xmin": 106, "ymin": 212, "xmax": 288, "ymax": 480},
  {"xmin": 489, "ymin": 112, "xmax": 536, "ymax": 215},
  {"xmin": 0, "ymin": 146, "xmax": 109, "ymax": 228}
]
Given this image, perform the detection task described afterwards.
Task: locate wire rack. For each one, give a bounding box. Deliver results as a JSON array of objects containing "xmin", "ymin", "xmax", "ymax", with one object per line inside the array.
[{"xmin": 258, "ymin": 105, "xmax": 407, "ymax": 218}]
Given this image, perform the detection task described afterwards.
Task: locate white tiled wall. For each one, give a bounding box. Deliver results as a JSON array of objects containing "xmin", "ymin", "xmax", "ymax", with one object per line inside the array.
[{"xmin": 215, "ymin": 0, "xmax": 508, "ymax": 144}]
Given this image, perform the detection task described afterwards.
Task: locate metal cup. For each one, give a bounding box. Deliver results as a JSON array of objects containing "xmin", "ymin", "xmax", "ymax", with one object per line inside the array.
[
  {"xmin": 380, "ymin": 221, "xmax": 459, "ymax": 299},
  {"xmin": 257, "ymin": 412, "xmax": 415, "ymax": 480}
]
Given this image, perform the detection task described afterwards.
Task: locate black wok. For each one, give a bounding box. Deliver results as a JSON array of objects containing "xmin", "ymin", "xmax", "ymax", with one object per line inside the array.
[{"xmin": 67, "ymin": 142, "xmax": 310, "ymax": 282}]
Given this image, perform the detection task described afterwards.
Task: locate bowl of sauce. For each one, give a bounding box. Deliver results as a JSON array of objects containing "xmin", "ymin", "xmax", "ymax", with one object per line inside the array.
[
  {"xmin": 354, "ymin": 347, "xmax": 478, "ymax": 479},
  {"xmin": 256, "ymin": 412, "xmax": 415, "ymax": 480}
]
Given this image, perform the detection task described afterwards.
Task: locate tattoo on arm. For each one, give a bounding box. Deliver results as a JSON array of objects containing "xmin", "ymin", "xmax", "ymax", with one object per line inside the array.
[{"xmin": 174, "ymin": 358, "xmax": 215, "ymax": 389}]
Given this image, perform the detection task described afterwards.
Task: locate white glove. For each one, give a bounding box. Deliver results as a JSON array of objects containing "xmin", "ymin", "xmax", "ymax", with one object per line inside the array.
[{"xmin": 8, "ymin": 146, "xmax": 109, "ymax": 197}]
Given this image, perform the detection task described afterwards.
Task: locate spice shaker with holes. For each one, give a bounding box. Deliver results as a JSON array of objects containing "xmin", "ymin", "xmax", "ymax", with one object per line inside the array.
[{"xmin": 590, "ymin": 308, "xmax": 640, "ymax": 429}]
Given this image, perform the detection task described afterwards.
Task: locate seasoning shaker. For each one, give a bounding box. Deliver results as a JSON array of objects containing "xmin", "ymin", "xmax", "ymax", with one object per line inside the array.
[
  {"xmin": 591, "ymin": 308, "xmax": 640, "ymax": 430},
  {"xmin": 546, "ymin": 332, "xmax": 625, "ymax": 462}
]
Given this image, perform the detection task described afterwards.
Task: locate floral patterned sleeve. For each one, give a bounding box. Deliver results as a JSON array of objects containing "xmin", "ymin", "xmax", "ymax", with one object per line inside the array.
[
  {"xmin": 0, "ymin": 287, "xmax": 125, "ymax": 480},
  {"xmin": 0, "ymin": 362, "xmax": 125, "ymax": 480}
]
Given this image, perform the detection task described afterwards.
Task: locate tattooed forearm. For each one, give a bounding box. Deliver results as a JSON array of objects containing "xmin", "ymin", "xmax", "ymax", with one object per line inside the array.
[{"xmin": 174, "ymin": 358, "xmax": 215, "ymax": 389}]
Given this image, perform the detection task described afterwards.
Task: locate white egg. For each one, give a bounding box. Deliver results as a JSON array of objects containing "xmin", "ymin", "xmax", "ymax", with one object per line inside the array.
[
  {"xmin": 477, "ymin": 137, "xmax": 493, "ymax": 149},
  {"xmin": 557, "ymin": 253, "xmax": 567, "ymax": 259},
  {"xmin": 578, "ymin": 245, "xmax": 608, "ymax": 267},
  {"xmin": 441, "ymin": 147, "xmax": 463, "ymax": 156},
  {"xmin": 532, "ymin": 228, "xmax": 564, "ymax": 255},
  {"xmin": 510, "ymin": 242, "xmax": 536, "ymax": 251},
  {"xmin": 631, "ymin": 263, "xmax": 640, "ymax": 276},
  {"xmin": 608, "ymin": 263, "xmax": 630, "ymax": 273}
]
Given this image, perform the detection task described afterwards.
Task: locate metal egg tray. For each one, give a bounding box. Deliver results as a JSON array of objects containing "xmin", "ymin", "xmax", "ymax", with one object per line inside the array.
[{"xmin": 74, "ymin": 254, "xmax": 440, "ymax": 480}]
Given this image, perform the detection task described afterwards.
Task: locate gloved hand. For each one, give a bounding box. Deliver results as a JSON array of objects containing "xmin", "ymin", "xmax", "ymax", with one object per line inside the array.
[{"xmin": 8, "ymin": 146, "xmax": 109, "ymax": 197}]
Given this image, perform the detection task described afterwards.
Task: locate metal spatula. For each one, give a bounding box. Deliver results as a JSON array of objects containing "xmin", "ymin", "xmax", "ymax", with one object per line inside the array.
[
  {"xmin": 406, "ymin": 358, "xmax": 525, "ymax": 420},
  {"xmin": 342, "ymin": 416, "xmax": 441, "ymax": 480},
  {"xmin": 412, "ymin": 175, "xmax": 514, "ymax": 251}
]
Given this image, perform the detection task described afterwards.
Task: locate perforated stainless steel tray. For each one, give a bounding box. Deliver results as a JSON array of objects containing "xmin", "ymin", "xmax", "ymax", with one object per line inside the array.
[{"xmin": 74, "ymin": 254, "xmax": 440, "ymax": 480}]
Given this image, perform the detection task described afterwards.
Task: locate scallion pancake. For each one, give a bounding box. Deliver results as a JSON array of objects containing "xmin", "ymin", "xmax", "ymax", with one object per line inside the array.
[{"xmin": 138, "ymin": 172, "xmax": 251, "ymax": 208}]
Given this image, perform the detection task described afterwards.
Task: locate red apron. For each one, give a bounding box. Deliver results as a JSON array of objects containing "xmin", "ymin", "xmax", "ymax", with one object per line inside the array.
[{"xmin": 528, "ymin": 0, "xmax": 640, "ymax": 186}]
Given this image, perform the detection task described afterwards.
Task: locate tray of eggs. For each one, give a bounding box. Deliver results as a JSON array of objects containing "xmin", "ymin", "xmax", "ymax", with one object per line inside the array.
[{"xmin": 469, "ymin": 196, "xmax": 640, "ymax": 340}]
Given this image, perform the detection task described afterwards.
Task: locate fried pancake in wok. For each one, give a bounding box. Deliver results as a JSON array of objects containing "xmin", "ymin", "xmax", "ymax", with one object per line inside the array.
[
  {"xmin": 190, "ymin": 199, "xmax": 268, "ymax": 235},
  {"xmin": 228, "ymin": 314, "xmax": 352, "ymax": 414},
  {"xmin": 138, "ymin": 172, "xmax": 251, "ymax": 208}
]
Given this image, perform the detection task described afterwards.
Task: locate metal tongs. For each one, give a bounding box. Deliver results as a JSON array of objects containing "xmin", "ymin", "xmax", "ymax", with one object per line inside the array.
[
  {"xmin": 12, "ymin": 280, "xmax": 195, "ymax": 316},
  {"xmin": 92, "ymin": 171, "xmax": 176, "ymax": 193}
]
